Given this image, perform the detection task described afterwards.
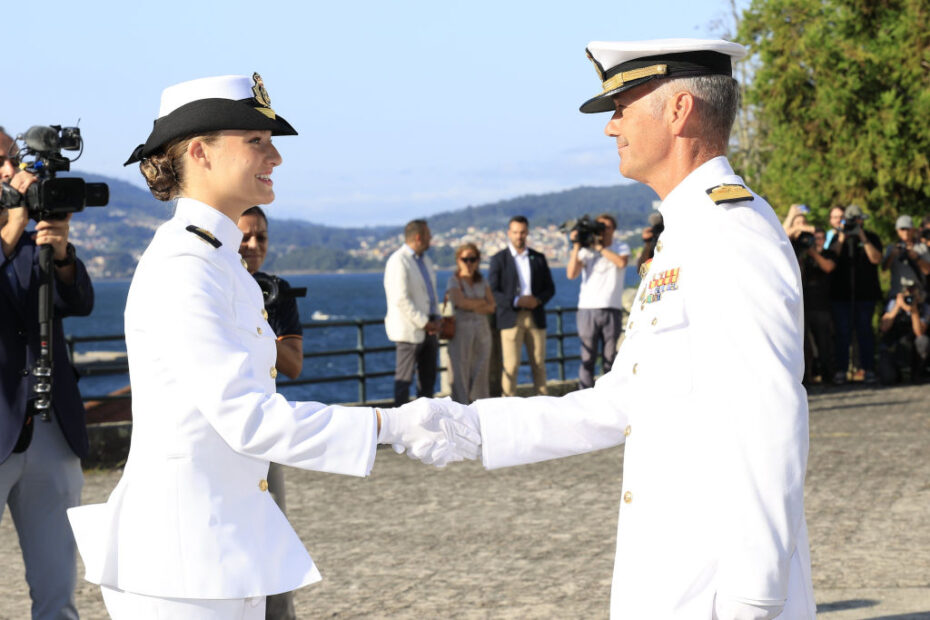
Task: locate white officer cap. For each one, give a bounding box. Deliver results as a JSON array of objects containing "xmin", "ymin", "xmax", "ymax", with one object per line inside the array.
[
  {"xmin": 580, "ymin": 38, "xmax": 748, "ymax": 113},
  {"xmin": 125, "ymin": 73, "xmax": 297, "ymax": 165}
]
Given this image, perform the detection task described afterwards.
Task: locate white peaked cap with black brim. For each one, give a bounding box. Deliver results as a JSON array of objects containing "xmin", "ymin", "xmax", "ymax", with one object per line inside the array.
[
  {"xmin": 124, "ymin": 73, "xmax": 297, "ymax": 165},
  {"xmin": 580, "ymin": 39, "xmax": 748, "ymax": 114}
]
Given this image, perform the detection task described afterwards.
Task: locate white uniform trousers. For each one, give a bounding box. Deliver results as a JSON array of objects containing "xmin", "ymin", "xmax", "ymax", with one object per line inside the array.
[{"xmin": 101, "ymin": 586, "xmax": 265, "ymax": 619}]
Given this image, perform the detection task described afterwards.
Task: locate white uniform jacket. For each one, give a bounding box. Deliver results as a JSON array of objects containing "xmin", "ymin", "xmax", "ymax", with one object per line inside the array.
[
  {"xmin": 475, "ymin": 158, "xmax": 816, "ymax": 618},
  {"xmin": 68, "ymin": 198, "xmax": 377, "ymax": 599},
  {"xmin": 383, "ymin": 245, "xmax": 437, "ymax": 343}
]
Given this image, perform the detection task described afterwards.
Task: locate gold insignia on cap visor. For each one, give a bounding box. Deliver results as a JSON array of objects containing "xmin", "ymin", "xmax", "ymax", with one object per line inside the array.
[
  {"xmin": 251, "ymin": 73, "xmax": 277, "ymax": 120},
  {"xmin": 601, "ymin": 64, "xmax": 668, "ymax": 94}
]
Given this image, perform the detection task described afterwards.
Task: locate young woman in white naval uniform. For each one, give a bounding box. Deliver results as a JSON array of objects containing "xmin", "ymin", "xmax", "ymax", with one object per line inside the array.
[{"xmin": 66, "ymin": 73, "xmax": 479, "ymax": 619}]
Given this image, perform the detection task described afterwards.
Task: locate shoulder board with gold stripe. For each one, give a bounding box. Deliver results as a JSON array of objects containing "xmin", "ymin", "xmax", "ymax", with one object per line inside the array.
[
  {"xmin": 185, "ymin": 225, "xmax": 222, "ymax": 248},
  {"xmin": 706, "ymin": 184, "xmax": 754, "ymax": 205}
]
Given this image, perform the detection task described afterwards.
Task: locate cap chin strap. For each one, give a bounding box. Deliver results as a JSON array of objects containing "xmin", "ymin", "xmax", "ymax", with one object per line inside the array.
[{"xmin": 601, "ymin": 64, "xmax": 668, "ymax": 94}]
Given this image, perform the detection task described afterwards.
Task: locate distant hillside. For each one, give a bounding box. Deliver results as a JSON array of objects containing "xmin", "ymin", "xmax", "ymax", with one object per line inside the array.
[
  {"xmin": 423, "ymin": 183, "xmax": 659, "ymax": 232},
  {"xmin": 61, "ymin": 171, "xmax": 657, "ymax": 278}
]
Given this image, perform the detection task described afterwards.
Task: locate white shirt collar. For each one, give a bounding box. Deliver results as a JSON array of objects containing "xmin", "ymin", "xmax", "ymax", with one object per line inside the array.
[
  {"xmin": 509, "ymin": 243, "xmax": 528, "ymax": 258},
  {"xmin": 403, "ymin": 243, "xmax": 422, "ymax": 258},
  {"xmin": 174, "ymin": 198, "xmax": 244, "ymax": 251},
  {"xmin": 659, "ymin": 156, "xmax": 737, "ymax": 227}
]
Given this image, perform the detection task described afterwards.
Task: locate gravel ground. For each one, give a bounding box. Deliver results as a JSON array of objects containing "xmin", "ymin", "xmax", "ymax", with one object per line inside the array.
[{"xmin": 2, "ymin": 383, "xmax": 929, "ymax": 619}]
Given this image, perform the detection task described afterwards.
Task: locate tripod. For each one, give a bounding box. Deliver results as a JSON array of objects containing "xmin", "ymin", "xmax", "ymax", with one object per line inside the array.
[{"xmin": 32, "ymin": 243, "xmax": 55, "ymax": 421}]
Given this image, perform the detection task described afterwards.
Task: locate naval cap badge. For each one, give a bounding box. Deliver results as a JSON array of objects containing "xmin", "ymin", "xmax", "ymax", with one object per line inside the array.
[{"xmin": 251, "ymin": 72, "xmax": 272, "ymax": 108}]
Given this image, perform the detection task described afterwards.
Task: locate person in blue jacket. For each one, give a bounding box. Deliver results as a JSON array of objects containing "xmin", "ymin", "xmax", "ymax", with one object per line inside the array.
[{"xmin": 0, "ymin": 127, "xmax": 94, "ymax": 620}]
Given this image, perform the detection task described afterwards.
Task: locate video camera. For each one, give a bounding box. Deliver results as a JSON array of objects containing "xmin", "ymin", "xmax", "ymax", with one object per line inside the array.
[
  {"xmin": 842, "ymin": 216, "xmax": 862, "ymax": 236},
  {"xmin": 796, "ymin": 232, "xmax": 816, "ymax": 251},
  {"xmin": 253, "ymin": 272, "xmax": 307, "ymax": 309},
  {"xmin": 0, "ymin": 125, "xmax": 108, "ymax": 221},
  {"xmin": 560, "ymin": 214, "xmax": 606, "ymax": 249},
  {"xmin": 645, "ymin": 212, "xmax": 664, "ymax": 239}
]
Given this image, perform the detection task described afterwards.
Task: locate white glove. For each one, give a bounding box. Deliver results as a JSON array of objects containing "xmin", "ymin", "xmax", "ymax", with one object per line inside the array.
[
  {"xmin": 435, "ymin": 397, "xmax": 482, "ymax": 461},
  {"xmin": 378, "ymin": 397, "xmax": 481, "ymax": 467}
]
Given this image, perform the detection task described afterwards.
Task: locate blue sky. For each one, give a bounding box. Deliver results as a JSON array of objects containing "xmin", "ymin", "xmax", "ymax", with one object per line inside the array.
[{"xmin": 6, "ymin": 0, "xmax": 744, "ymax": 226}]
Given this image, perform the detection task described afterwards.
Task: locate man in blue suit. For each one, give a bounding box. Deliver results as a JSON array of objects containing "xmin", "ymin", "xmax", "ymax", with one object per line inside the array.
[
  {"xmin": 488, "ymin": 215, "xmax": 555, "ymax": 396},
  {"xmin": 0, "ymin": 128, "xmax": 94, "ymax": 620}
]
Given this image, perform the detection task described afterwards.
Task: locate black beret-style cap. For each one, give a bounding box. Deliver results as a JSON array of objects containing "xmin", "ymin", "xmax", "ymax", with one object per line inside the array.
[{"xmin": 125, "ymin": 73, "xmax": 297, "ymax": 165}]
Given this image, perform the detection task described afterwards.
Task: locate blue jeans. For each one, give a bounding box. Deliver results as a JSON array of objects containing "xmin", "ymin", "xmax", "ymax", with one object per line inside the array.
[{"xmin": 832, "ymin": 300, "xmax": 877, "ymax": 373}]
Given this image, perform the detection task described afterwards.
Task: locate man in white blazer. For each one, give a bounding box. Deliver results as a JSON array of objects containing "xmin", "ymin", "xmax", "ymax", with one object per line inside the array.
[
  {"xmin": 438, "ymin": 39, "xmax": 817, "ymax": 619},
  {"xmin": 384, "ymin": 219, "xmax": 441, "ymax": 406}
]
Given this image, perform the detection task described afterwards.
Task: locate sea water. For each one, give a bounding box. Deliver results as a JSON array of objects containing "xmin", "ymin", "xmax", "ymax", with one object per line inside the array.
[{"xmin": 63, "ymin": 267, "xmax": 641, "ymax": 404}]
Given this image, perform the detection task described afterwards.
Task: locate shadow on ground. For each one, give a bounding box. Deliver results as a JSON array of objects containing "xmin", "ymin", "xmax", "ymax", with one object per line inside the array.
[{"xmin": 817, "ymin": 599, "xmax": 880, "ymax": 613}]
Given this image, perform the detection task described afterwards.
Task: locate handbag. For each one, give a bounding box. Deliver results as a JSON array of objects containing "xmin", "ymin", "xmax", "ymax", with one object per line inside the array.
[{"xmin": 439, "ymin": 292, "xmax": 456, "ymax": 340}]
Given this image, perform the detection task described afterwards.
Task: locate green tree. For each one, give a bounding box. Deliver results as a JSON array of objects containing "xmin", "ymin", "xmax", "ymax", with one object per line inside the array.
[{"xmin": 736, "ymin": 0, "xmax": 930, "ymax": 234}]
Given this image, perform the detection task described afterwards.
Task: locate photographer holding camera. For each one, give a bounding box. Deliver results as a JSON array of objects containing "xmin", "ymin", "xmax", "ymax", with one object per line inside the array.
[
  {"xmin": 882, "ymin": 215, "xmax": 930, "ymax": 300},
  {"xmin": 566, "ymin": 213, "xmax": 630, "ymax": 388},
  {"xmin": 877, "ymin": 278, "xmax": 929, "ymax": 384},
  {"xmin": 787, "ymin": 207, "xmax": 838, "ymax": 384},
  {"xmin": 636, "ymin": 211, "xmax": 664, "ymax": 271},
  {"xmin": 829, "ymin": 204, "xmax": 883, "ymax": 383},
  {"xmin": 0, "ymin": 127, "xmax": 94, "ymax": 619},
  {"xmin": 237, "ymin": 205, "xmax": 303, "ymax": 620}
]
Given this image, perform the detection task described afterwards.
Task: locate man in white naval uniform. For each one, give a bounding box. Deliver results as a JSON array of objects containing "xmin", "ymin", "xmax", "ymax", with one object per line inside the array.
[{"xmin": 444, "ymin": 40, "xmax": 816, "ymax": 618}]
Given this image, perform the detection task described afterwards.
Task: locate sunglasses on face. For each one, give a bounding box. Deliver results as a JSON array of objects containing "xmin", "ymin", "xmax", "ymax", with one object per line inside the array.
[{"xmin": 460, "ymin": 256, "xmax": 479, "ymax": 264}]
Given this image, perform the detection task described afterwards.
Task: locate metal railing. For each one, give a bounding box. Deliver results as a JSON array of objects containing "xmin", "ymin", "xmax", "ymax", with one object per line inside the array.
[{"xmin": 68, "ymin": 306, "xmax": 581, "ymax": 405}]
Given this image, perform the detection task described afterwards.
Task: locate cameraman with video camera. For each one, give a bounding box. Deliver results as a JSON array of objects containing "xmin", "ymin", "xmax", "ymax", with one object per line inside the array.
[
  {"xmin": 237, "ymin": 205, "xmax": 303, "ymax": 620},
  {"xmin": 0, "ymin": 127, "xmax": 94, "ymax": 619},
  {"xmin": 566, "ymin": 213, "xmax": 630, "ymax": 388},
  {"xmin": 829, "ymin": 204, "xmax": 883, "ymax": 383},
  {"xmin": 881, "ymin": 215, "xmax": 930, "ymax": 300}
]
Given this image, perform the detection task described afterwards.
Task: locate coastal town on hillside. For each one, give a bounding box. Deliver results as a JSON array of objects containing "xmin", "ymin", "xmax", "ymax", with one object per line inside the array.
[
  {"xmin": 70, "ymin": 217, "xmax": 647, "ymax": 279},
  {"xmin": 347, "ymin": 222, "xmax": 644, "ymax": 268}
]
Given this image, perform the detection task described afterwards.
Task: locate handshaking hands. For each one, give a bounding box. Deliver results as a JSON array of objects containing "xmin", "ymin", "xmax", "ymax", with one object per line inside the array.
[{"xmin": 377, "ymin": 397, "xmax": 481, "ymax": 467}]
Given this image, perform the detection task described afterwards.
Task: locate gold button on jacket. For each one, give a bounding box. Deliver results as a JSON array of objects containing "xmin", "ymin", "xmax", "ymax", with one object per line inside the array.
[
  {"xmin": 623, "ymin": 491, "xmax": 633, "ymax": 503},
  {"xmin": 270, "ymin": 367, "xmax": 278, "ymax": 379},
  {"xmin": 624, "ymin": 425, "xmax": 632, "ymax": 437},
  {"xmin": 258, "ymin": 479, "xmax": 269, "ymax": 492}
]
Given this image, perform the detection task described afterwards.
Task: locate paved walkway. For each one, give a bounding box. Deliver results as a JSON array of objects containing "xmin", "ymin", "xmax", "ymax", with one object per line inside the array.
[{"xmin": 2, "ymin": 383, "xmax": 929, "ymax": 619}]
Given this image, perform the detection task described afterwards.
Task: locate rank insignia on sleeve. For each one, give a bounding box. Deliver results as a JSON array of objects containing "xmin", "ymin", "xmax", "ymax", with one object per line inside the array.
[
  {"xmin": 706, "ymin": 184, "xmax": 753, "ymax": 205},
  {"xmin": 185, "ymin": 225, "xmax": 222, "ymax": 248}
]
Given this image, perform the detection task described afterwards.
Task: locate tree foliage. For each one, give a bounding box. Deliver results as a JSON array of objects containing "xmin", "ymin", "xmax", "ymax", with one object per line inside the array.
[{"xmin": 736, "ymin": 0, "xmax": 930, "ymax": 234}]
